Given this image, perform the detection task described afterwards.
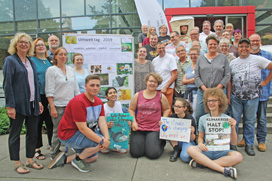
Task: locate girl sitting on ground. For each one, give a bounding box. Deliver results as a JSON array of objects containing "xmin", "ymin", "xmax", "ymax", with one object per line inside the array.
[
  {"xmin": 168, "ymin": 98, "xmax": 196, "ymax": 162},
  {"xmin": 102, "ymin": 87, "xmax": 127, "ymax": 153}
]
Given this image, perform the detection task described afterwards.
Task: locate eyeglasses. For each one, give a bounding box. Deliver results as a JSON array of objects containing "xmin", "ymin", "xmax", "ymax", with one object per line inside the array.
[
  {"xmin": 18, "ymin": 41, "xmax": 29, "ymax": 45},
  {"xmin": 36, "ymin": 44, "xmax": 45, "ymax": 47},
  {"xmin": 148, "ymin": 80, "xmax": 158, "ymax": 84},
  {"xmin": 172, "ymin": 105, "xmax": 185, "ymax": 109},
  {"xmin": 190, "ymin": 33, "xmax": 198, "ymax": 36},
  {"xmin": 170, "ymin": 36, "xmax": 176, "ymax": 39},
  {"xmin": 176, "ymin": 49, "xmax": 186, "ymax": 53},
  {"xmin": 238, "ymin": 45, "xmax": 250, "ymax": 49},
  {"xmin": 189, "ymin": 53, "xmax": 199, "ymax": 56},
  {"xmin": 207, "ymin": 99, "xmax": 219, "ymax": 103},
  {"xmin": 220, "ymin": 45, "xmax": 229, "ymax": 48}
]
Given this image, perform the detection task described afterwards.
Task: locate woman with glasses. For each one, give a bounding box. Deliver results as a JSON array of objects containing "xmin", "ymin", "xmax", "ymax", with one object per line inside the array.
[
  {"xmin": 32, "ymin": 38, "xmax": 53, "ymax": 160},
  {"xmin": 45, "ymin": 47, "xmax": 80, "ymax": 160},
  {"xmin": 3, "ymin": 32, "xmax": 44, "ymax": 174},
  {"xmin": 219, "ymin": 38, "xmax": 236, "ymax": 62},
  {"xmin": 168, "ymin": 98, "xmax": 196, "ymax": 162},
  {"xmin": 129, "ymin": 72, "xmax": 170, "ymax": 159},
  {"xmin": 182, "ymin": 47, "xmax": 200, "ymax": 118},
  {"xmin": 195, "ymin": 35, "xmax": 230, "ymax": 126},
  {"xmin": 187, "ymin": 88, "xmax": 243, "ymax": 179}
]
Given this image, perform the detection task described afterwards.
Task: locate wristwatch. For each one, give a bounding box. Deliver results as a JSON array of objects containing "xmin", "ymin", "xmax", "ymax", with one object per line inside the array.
[{"xmin": 100, "ymin": 138, "xmax": 104, "ymax": 145}]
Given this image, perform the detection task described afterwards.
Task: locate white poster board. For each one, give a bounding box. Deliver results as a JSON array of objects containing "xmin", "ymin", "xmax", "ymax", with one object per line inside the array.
[
  {"xmin": 160, "ymin": 117, "xmax": 191, "ymax": 142},
  {"xmin": 63, "ymin": 34, "xmax": 134, "ymax": 108},
  {"xmin": 205, "ymin": 117, "xmax": 231, "ymax": 151}
]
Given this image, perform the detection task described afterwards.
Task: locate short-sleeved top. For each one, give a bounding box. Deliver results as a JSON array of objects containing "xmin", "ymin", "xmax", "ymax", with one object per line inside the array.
[
  {"xmin": 144, "ymin": 44, "xmax": 158, "ymax": 61},
  {"xmin": 138, "ymin": 33, "xmax": 147, "ymax": 43},
  {"xmin": 32, "ymin": 57, "xmax": 52, "ymax": 94},
  {"xmin": 198, "ymin": 113, "xmax": 230, "ymax": 143},
  {"xmin": 136, "ymin": 91, "xmax": 161, "ymax": 132},
  {"xmin": 230, "ymin": 54, "xmax": 270, "ymax": 100},
  {"xmin": 165, "ymin": 41, "xmax": 188, "ymax": 58},
  {"xmin": 176, "ymin": 57, "xmax": 191, "ymax": 93},
  {"xmin": 74, "ymin": 68, "xmax": 89, "ymax": 93},
  {"xmin": 104, "ymin": 101, "xmax": 123, "ymax": 118},
  {"xmin": 185, "ymin": 65, "xmax": 197, "ymax": 88},
  {"xmin": 58, "ymin": 93, "xmax": 105, "ymax": 140},
  {"xmin": 142, "ymin": 37, "xmax": 150, "ymax": 46},
  {"xmin": 152, "ymin": 53, "xmax": 177, "ymax": 90},
  {"xmin": 134, "ymin": 60, "xmax": 154, "ymax": 92},
  {"xmin": 170, "ymin": 113, "xmax": 196, "ymax": 136},
  {"xmin": 158, "ymin": 35, "xmax": 170, "ymax": 43}
]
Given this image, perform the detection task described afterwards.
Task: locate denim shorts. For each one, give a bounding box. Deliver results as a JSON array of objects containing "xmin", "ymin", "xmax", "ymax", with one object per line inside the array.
[
  {"xmin": 60, "ymin": 130, "xmax": 102, "ymax": 158},
  {"xmin": 201, "ymin": 150, "xmax": 234, "ymax": 160}
]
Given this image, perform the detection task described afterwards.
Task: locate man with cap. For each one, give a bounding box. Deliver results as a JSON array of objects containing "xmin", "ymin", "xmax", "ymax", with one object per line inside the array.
[
  {"xmin": 237, "ymin": 33, "xmax": 272, "ymax": 152},
  {"xmin": 229, "ymin": 38, "xmax": 272, "ymax": 156}
]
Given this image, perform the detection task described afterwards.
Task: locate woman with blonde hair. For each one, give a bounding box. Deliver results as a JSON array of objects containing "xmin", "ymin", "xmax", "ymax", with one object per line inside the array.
[
  {"xmin": 72, "ymin": 53, "xmax": 89, "ymax": 93},
  {"xmin": 3, "ymin": 32, "xmax": 44, "ymax": 173},
  {"xmin": 142, "ymin": 26, "xmax": 157, "ymax": 46},
  {"xmin": 45, "ymin": 47, "xmax": 80, "ymax": 160}
]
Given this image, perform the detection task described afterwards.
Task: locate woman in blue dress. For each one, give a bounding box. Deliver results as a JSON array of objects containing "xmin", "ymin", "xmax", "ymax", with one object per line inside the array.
[{"xmin": 73, "ymin": 53, "xmax": 90, "ymax": 93}]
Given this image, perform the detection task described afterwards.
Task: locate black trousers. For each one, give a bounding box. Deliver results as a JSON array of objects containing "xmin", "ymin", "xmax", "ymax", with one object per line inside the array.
[
  {"xmin": 8, "ymin": 103, "xmax": 39, "ymax": 160},
  {"xmin": 36, "ymin": 94, "xmax": 53, "ymax": 148}
]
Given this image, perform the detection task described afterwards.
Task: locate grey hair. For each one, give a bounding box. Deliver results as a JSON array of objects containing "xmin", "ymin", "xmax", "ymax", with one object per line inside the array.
[
  {"xmin": 220, "ymin": 38, "xmax": 231, "ymax": 46},
  {"xmin": 213, "ymin": 19, "xmax": 224, "ymax": 28},
  {"xmin": 190, "ymin": 28, "xmax": 199, "ymax": 34}
]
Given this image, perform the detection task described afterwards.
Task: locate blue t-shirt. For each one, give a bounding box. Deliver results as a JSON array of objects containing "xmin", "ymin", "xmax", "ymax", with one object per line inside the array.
[
  {"xmin": 74, "ymin": 68, "xmax": 89, "ymax": 93},
  {"xmin": 185, "ymin": 65, "xmax": 197, "ymax": 89},
  {"xmin": 31, "ymin": 57, "xmax": 52, "ymax": 94}
]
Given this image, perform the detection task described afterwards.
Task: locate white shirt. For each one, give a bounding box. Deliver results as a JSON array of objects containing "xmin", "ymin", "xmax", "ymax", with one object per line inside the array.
[
  {"xmin": 199, "ymin": 31, "xmax": 215, "ymax": 43},
  {"xmin": 104, "ymin": 101, "xmax": 123, "ymax": 118},
  {"xmin": 152, "ymin": 53, "xmax": 177, "ymax": 90}
]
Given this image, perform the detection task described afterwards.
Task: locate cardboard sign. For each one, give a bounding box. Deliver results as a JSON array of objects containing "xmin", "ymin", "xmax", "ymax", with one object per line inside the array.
[
  {"xmin": 160, "ymin": 117, "xmax": 191, "ymax": 142},
  {"xmin": 106, "ymin": 113, "xmax": 133, "ymax": 150},
  {"xmin": 205, "ymin": 117, "xmax": 231, "ymax": 151}
]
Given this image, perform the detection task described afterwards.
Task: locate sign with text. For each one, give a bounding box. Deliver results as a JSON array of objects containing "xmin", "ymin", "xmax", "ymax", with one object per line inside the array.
[
  {"xmin": 205, "ymin": 117, "xmax": 231, "ymax": 151},
  {"xmin": 160, "ymin": 117, "xmax": 191, "ymax": 142},
  {"xmin": 106, "ymin": 113, "xmax": 133, "ymax": 150}
]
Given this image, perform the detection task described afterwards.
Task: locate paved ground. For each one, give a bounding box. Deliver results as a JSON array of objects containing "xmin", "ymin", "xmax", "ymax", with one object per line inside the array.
[{"xmin": 0, "ymin": 134, "xmax": 271, "ymax": 181}]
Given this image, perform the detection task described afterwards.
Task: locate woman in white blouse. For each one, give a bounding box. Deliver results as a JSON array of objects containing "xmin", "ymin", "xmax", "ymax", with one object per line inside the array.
[{"xmin": 45, "ymin": 47, "xmax": 80, "ymax": 160}]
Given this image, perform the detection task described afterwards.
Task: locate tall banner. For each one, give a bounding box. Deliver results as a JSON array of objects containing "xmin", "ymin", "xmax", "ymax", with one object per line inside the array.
[
  {"xmin": 134, "ymin": 0, "xmax": 170, "ymax": 35},
  {"xmin": 63, "ymin": 34, "xmax": 134, "ymax": 112}
]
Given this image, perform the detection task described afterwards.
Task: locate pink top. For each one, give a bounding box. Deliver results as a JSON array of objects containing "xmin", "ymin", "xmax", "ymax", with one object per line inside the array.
[
  {"xmin": 142, "ymin": 37, "xmax": 150, "ymax": 46},
  {"xmin": 23, "ymin": 59, "xmax": 35, "ymax": 101},
  {"xmin": 136, "ymin": 90, "xmax": 161, "ymax": 132}
]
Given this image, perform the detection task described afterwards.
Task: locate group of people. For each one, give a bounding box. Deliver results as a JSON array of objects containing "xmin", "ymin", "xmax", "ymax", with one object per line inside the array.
[{"xmin": 2, "ymin": 18, "xmax": 272, "ymax": 179}]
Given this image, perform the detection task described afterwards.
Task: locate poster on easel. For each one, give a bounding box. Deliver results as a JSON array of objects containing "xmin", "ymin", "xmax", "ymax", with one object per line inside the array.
[
  {"xmin": 106, "ymin": 113, "xmax": 133, "ymax": 150},
  {"xmin": 63, "ymin": 34, "xmax": 134, "ymax": 109},
  {"xmin": 205, "ymin": 117, "xmax": 231, "ymax": 151}
]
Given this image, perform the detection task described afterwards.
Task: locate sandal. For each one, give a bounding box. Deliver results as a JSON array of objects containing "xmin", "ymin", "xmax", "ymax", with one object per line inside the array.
[
  {"xmin": 14, "ymin": 164, "xmax": 30, "ymax": 174},
  {"xmin": 35, "ymin": 150, "xmax": 46, "ymax": 160},
  {"xmin": 26, "ymin": 160, "xmax": 43, "ymax": 170}
]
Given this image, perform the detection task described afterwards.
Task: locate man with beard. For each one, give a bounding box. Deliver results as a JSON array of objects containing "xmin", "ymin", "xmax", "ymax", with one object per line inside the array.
[
  {"xmin": 213, "ymin": 20, "xmax": 224, "ymax": 39},
  {"xmin": 47, "ymin": 35, "xmax": 60, "ymax": 61},
  {"xmin": 144, "ymin": 33, "xmax": 159, "ymax": 61},
  {"xmin": 199, "ymin": 20, "xmax": 215, "ymax": 43},
  {"xmin": 158, "ymin": 24, "xmax": 170, "ymax": 44}
]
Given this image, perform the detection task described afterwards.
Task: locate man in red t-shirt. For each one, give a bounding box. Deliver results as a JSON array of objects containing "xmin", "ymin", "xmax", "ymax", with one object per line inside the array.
[{"xmin": 48, "ymin": 75, "xmax": 110, "ymax": 173}]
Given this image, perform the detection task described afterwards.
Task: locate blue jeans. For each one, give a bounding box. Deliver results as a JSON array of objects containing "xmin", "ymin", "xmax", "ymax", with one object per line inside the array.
[
  {"xmin": 195, "ymin": 90, "xmax": 205, "ymax": 127},
  {"xmin": 256, "ymin": 101, "xmax": 268, "ymax": 143},
  {"xmin": 60, "ymin": 130, "xmax": 102, "ymax": 158},
  {"xmin": 178, "ymin": 141, "xmax": 196, "ymax": 162},
  {"xmin": 231, "ymin": 95, "xmax": 259, "ymax": 145},
  {"xmin": 201, "ymin": 150, "xmax": 233, "ymax": 160}
]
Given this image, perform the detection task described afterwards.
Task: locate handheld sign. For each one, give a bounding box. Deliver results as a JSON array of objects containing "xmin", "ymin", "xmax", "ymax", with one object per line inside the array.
[
  {"xmin": 106, "ymin": 113, "xmax": 133, "ymax": 150},
  {"xmin": 160, "ymin": 117, "xmax": 191, "ymax": 142},
  {"xmin": 205, "ymin": 117, "xmax": 231, "ymax": 151}
]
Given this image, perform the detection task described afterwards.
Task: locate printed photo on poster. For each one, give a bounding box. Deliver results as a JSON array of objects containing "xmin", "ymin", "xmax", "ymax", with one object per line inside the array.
[
  {"xmin": 112, "ymin": 75, "xmax": 128, "ymax": 87},
  {"xmin": 90, "ymin": 65, "xmax": 102, "ymax": 73},
  {"xmin": 95, "ymin": 73, "xmax": 109, "ymax": 86},
  {"xmin": 67, "ymin": 52, "xmax": 75, "ymax": 65},
  {"xmin": 116, "ymin": 63, "xmax": 133, "ymax": 75},
  {"xmin": 118, "ymin": 89, "xmax": 131, "ymax": 100},
  {"xmin": 65, "ymin": 36, "xmax": 77, "ymax": 44},
  {"xmin": 122, "ymin": 103, "xmax": 129, "ymax": 113},
  {"xmin": 102, "ymin": 64, "xmax": 116, "ymax": 73},
  {"xmin": 121, "ymin": 37, "xmax": 133, "ymax": 52},
  {"xmin": 97, "ymin": 87, "xmax": 108, "ymax": 99}
]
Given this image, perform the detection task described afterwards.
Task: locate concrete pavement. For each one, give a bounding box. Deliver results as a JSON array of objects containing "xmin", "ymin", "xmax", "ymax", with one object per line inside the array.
[{"xmin": 0, "ymin": 134, "xmax": 271, "ymax": 181}]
